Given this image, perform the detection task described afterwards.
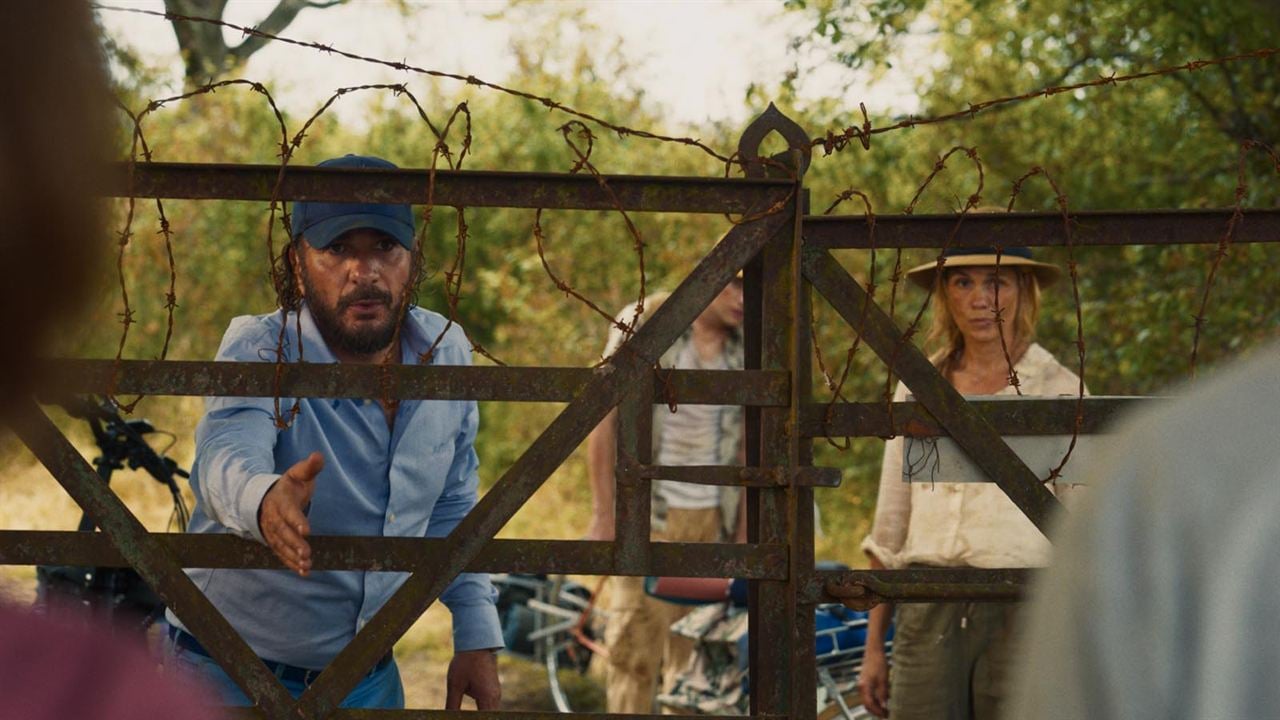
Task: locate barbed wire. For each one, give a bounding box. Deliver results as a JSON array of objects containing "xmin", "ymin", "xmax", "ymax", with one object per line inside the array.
[
  {"xmin": 92, "ymin": 3, "xmax": 738, "ymax": 164},
  {"xmin": 96, "ymin": 4, "xmax": 1280, "ymax": 169},
  {"xmin": 1006, "ymin": 167, "xmax": 1086, "ymax": 483},
  {"xmin": 1189, "ymin": 139, "xmax": 1280, "ymax": 378},
  {"xmin": 95, "ymin": 3, "xmax": 1278, "ymax": 488},
  {"xmin": 814, "ymin": 48, "xmax": 1280, "ymax": 155}
]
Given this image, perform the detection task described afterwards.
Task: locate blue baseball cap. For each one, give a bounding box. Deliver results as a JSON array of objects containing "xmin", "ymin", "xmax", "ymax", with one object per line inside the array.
[{"xmin": 290, "ymin": 155, "xmax": 415, "ymax": 249}]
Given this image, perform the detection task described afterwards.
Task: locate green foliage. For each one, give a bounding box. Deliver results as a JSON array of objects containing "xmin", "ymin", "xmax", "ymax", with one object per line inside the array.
[
  {"xmin": 78, "ymin": 2, "xmax": 1280, "ymax": 570},
  {"xmin": 782, "ymin": 0, "xmax": 1280, "ymax": 563}
]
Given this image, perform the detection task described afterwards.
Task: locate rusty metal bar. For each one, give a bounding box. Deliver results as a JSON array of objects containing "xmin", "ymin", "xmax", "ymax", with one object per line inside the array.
[
  {"xmin": 805, "ymin": 208, "xmax": 1280, "ymax": 249},
  {"xmin": 294, "ymin": 711, "xmax": 786, "ymax": 720},
  {"xmin": 0, "ymin": 533, "xmax": 787, "ymax": 579},
  {"xmin": 799, "ymin": 397, "xmax": 1150, "ymax": 438},
  {"xmin": 102, "ymin": 161, "xmax": 793, "ymax": 213},
  {"xmin": 613, "ymin": 383, "xmax": 652, "ymax": 575},
  {"xmin": 632, "ymin": 463, "xmax": 841, "ymax": 487},
  {"xmin": 794, "ymin": 192, "xmax": 821, "ymax": 720},
  {"xmin": 805, "ymin": 568, "xmax": 1031, "ymax": 606},
  {"xmin": 6, "ymin": 401, "xmax": 296, "ymax": 715},
  {"xmin": 293, "ymin": 204, "xmax": 793, "ymax": 716},
  {"xmin": 39, "ymin": 360, "xmax": 789, "ymax": 406},
  {"xmin": 751, "ymin": 182, "xmax": 806, "ymax": 717},
  {"xmin": 801, "ymin": 247, "xmax": 1062, "ymax": 534}
]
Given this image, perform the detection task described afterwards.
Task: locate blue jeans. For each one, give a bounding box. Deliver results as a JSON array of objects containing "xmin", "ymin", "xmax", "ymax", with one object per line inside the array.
[{"xmin": 165, "ymin": 632, "xmax": 405, "ymax": 709}]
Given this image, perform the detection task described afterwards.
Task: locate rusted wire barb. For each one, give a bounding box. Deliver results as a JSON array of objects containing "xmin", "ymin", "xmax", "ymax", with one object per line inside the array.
[
  {"xmin": 1007, "ymin": 167, "xmax": 1087, "ymax": 483},
  {"xmin": 1189, "ymin": 140, "xmax": 1280, "ymax": 377},
  {"xmin": 93, "ymin": 3, "xmax": 737, "ymax": 164},
  {"xmin": 814, "ymin": 47, "xmax": 1280, "ymax": 154},
  {"xmin": 883, "ymin": 147, "xmax": 986, "ymax": 431},
  {"xmin": 812, "ymin": 188, "xmax": 878, "ymax": 449}
]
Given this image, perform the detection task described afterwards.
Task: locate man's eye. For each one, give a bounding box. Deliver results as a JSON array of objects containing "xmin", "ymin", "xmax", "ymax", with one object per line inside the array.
[
  {"xmin": 378, "ymin": 239, "xmax": 396, "ymax": 251},
  {"xmin": 327, "ymin": 244, "xmax": 345, "ymax": 254}
]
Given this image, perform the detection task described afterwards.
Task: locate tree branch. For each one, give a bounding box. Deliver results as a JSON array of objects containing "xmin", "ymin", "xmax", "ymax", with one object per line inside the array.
[{"xmin": 229, "ymin": 0, "xmax": 346, "ymax": 64}]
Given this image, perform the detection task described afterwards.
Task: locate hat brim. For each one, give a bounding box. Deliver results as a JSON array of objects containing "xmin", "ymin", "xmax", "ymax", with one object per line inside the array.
[
  {"xmin": 904, "ymin": 254, "xmax": 1060, "ymax": 290},
  {"xmin": 298, "ymin": 213, "xmax": 415, "ymax": 250}
]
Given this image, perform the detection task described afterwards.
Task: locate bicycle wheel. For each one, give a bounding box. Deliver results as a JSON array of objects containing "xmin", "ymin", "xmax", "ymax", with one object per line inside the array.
[{"xmin": 526, "ymin": 576, "xmax": 602, "ymax": 713}]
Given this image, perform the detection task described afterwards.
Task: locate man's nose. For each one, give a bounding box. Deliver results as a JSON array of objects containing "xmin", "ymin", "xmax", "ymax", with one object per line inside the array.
[{"xmin": 348, "ymin": 253, "xmax": 381, "ymax": 282}]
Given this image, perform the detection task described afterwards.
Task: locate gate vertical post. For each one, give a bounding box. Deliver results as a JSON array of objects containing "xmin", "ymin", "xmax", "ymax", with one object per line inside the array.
[
  {"xmin": 741, "ymin": 103, "xmax": 813, "ymax": 719},
  {"xmin": 615, "ymin": 382, "xmax": 654, "ymax": 575}
]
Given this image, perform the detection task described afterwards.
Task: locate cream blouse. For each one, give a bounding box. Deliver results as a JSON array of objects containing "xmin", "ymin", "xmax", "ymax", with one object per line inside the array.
[{"xmin": 860, "ymin": 343, "xmax": 1086, "ymax": 569}]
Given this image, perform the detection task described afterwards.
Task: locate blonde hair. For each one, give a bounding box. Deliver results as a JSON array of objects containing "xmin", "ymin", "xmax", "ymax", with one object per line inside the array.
[{"xmin": 925, "ymin": 267, "xmax": 1042, "ymax": 375}]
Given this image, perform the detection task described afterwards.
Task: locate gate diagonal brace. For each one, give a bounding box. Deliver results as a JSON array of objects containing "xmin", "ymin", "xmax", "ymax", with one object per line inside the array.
[
  {"xmin": 292, "ymin": 206, "xmax": 794, "ymax": 718},
  {"xmin": 800, "ymin": 246, "xmax": 1062, "ymax": 534},
  {"xmin": 8, "ymin": 400, "xmax": 297, "ymax": 717}
]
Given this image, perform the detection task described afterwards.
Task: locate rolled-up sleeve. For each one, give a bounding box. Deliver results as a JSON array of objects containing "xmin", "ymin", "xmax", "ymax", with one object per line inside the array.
[
  {"xmin": 430, "ymin": 356, "xmax": 503, "ymax": 652},
  {"xmin": 189, "ymin": 319, "xmax": 282, "ymax": 544},
  {"xmin": 860, "ymin": 382, "xmax": 912, "ymax": 567}
]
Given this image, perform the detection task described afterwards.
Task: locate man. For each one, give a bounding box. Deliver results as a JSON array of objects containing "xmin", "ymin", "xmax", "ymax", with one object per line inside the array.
[
  {"xmin": 164, "ymin": 155, "xmax": 503, "ymax": 709},
  {"xmin": 1007, "ymin": 342, "xmax": 1280, "ymax": 720},
  {"xmin": 585, "ymin": 276, "xmax": 747, "ymax": 714}
]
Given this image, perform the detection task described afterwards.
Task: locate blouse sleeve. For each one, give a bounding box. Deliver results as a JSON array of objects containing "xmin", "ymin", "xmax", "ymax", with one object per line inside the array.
[{"xmin": 860, "ymin": 381, "xmax": 912, "ymax": 567}]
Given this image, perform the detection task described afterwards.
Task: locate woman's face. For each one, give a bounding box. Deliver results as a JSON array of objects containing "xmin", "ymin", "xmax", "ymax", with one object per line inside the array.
[{"xmin": 943, "ymin": 266, "xmax": 1021, "ymax": 346}]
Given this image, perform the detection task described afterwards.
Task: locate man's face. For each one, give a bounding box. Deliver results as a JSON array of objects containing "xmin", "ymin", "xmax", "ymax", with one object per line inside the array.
[
  {"xmin": 702, "ymin": 277, "xmax": 744, "ymax": 331},
  {"xmin": 296, "ymin": 229, "xmax": 413, "ymax": 360}
]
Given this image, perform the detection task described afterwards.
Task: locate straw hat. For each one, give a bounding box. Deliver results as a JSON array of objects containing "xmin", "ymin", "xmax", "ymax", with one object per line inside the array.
[{"xmin": 904, "ymin": 247, "xmax": 1061, "ymax": 290}]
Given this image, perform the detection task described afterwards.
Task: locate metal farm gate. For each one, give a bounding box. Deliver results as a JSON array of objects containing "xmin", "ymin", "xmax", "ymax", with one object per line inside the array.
[{"xmin": 4, "ymin": 103, "xmax": 1278, "ymax": 720}]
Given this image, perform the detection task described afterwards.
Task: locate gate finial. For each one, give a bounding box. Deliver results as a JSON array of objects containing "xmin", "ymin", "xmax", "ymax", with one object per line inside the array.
[{"xmin": 736, "ymin": 103, "xmax": 811, "ymax": 179}]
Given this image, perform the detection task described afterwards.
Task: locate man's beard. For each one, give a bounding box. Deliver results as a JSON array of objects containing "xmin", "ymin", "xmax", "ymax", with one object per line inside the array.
[{"xmin": 301, "ymin": 267, "xmax": 402, "ymax": 358}]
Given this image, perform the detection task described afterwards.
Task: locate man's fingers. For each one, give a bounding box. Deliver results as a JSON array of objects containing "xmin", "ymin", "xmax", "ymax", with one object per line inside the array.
[
  {"xmin": 285, "ymin": 451, "xmax": 325, "ymax": 485},
  {"xmin": 277, "ymin": 501, "xmax": 311, "ymax": 539},
  {"xmin": 263, "ymin": 505, "xmax": 312, "ymax": 576},
  {"xmin": 444, "ymin": 683, "xmax": 462, "ymax": 711}
]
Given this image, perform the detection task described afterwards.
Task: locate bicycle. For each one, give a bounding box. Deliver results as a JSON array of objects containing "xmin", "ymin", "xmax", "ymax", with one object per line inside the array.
[
  {"xmin": 34, "ymin": 396, "xmax": 191, "ymax": 632},
  {"xmin": 493, "ymin": 573, "xmax": 892, "ymax": 717},
  {"xmin": 493, "ymin": 573, "xmax": 607, "ymax": 712}
]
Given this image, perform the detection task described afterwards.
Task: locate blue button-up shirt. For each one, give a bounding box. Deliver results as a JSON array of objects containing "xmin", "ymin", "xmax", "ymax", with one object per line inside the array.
[{"xmin": 167, "ymin": 304, "xmax": 503, "ymax": 669}]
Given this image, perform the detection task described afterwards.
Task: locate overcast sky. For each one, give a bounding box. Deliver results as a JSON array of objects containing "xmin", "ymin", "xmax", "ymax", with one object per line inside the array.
[{"xmin": 97, "ymin": 0, "xmax": 920, "ymax": 131}]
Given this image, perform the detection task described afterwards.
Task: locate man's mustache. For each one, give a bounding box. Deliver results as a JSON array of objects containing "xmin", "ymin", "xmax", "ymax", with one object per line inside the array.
[{"xmin": 337, "ymin": 287, "xmax": 394, "ymax": 312}]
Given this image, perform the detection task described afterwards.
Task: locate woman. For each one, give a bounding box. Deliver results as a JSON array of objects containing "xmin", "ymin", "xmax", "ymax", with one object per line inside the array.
[{"xmin": 857, "ymin": 247, "xmax": 1084, "ymax": 720}]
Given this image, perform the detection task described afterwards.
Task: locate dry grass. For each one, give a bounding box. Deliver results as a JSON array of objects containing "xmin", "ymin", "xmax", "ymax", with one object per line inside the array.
[
  {"xmin": 0, "ymin": 406, "xmax": 604, "ymax": 710},
  {"xmin": 0, "ymin": 394, "xmax": 861, "ymax": 711}
]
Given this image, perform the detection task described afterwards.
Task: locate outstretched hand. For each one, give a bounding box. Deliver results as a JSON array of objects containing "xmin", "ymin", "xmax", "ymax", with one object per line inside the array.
[
  {"xmin": 445, "ymin": 649, "xmax": 501, "ymax": 710},
  {"xmin": 258, "ymin": 451, "xmax": 324, "ymax": 576}
]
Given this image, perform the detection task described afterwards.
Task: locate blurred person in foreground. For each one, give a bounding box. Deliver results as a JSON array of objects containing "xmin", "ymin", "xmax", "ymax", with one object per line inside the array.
[
  {"xmin": 1007, "ymin": 343, "xmax": 1280, "ymax": 719},
  {"xmin": 585, "ymin": 276, "xmax": 748, "ymax": 713},
  {"xmin": 0, "ymin": 3, "xmax": 220, "ymax": 719},
  {"xmin": 858, "ymin": 247, "xmax": 1085, "ymax": 719},
  {"xmin": 163, "ymin": 155, "xmax": 503, "ymax": 709}
]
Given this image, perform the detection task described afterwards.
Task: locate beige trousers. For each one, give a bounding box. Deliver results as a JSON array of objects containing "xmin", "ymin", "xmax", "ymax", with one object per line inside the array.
[
  {"xmin": 604, "ymin": 506, "xmax": 723, "ymax": 714},
  {"xmin": 888, "ymin": 601, "xmax": 1020, "ymax": 720}
]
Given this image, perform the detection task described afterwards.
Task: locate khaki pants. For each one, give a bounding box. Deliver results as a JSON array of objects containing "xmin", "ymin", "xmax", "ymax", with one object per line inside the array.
[
  {"xmin": 604, "ymin": 507, "xmax": 723, "ymax": 714},
  {"xmin": 887, "ymin": 601, "xmax": 1020, "ymax": 720}
]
